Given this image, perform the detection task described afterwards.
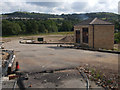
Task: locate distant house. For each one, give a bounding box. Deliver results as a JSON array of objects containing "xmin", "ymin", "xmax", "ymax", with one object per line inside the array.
[{"xmin": 74, "ymin": 18, "xmax": 114, "ymax": 49}]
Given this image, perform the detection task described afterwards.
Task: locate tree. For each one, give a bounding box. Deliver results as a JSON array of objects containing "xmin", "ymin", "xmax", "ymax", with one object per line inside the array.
[
  {"xmin": 11, "ymin": 23, "xmax": 21, "ymax": 35},
  {"xmin": 60, "ymin": 21, "xmax": 73, "ymax": 32},
  {"xmin": 114, "ymin": 32, "xmax": 120, "ymax": 43},
  {"xmin": 2, "ymin": 20, "xmax": 21, "ymax": 35},
  {"xmin": 44, "ymin": 20, "xmax": 58, "ymax": 33},
  {"xmin": 38, "ymin": 23, "xmax": 46, "ymax": 33},
  {"xmin": 25, "ymin": 20, "xmax": 38, "ymax": 34},
  {"xmin": 16, "ymin": 21, "xmax": 26, "ymax": 34},
  {"xmin": 114, "ymin": 21, "xmax": 120, "ymax": 30},
  {"xmin": 31, "ymin": 21, "xmax": 39, "ymax": 34}
]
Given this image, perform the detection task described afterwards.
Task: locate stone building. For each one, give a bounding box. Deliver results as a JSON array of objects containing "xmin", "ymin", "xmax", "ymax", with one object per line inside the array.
[{"xmin": 74, "ymin": 18, "xmax": 114, "ymax": 49}]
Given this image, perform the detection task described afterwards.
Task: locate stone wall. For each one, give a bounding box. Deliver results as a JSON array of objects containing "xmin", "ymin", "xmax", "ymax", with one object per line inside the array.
[{"xmin": 93, "ymin": 25, "xmax": 114, "ymax": 49}]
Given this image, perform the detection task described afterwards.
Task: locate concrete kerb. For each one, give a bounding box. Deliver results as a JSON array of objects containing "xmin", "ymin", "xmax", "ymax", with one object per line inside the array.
[
  {"xmin": 60, "ymin": 45, "xmax": 120, "ymax": 54},
  {"xmin": 20, "ymin": 41, "xmax": 74, "ymax": 45},
  {"xmin": 20, "ymin": 42, "xmax": 120, "ymax": 54},
  {"xmin": 76, "ymin": 67, "xmax": 89, "ymax": 90}
]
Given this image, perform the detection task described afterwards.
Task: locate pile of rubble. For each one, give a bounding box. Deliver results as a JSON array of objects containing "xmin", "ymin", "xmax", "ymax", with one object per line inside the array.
[
  {"xmin": 59, "ymin": 35, "xmax": 74, "ymax": 42},
  {"xmin": 1, "ymin": 51, "xmax": 10, "ymax": 68},
  {"xmin": 78, "ymin": 65, "xmax": 119, "ymax": 89},
  {"xmin": 0, "ymin": 42, "xmax": 4, "ymax": 49},
  {"xmin": 1, "ymin": 50, "xmax": 16, "ymax": 76}
]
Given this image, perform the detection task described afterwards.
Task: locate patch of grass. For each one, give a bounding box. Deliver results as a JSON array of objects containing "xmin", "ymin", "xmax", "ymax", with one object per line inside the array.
[
  {"xmin": 48, "ymin": 18, "xmax": 64, "ymax": 20},
  {"xmin": 101, "ymin": 18, "xmax": 106, "ymax": 20},
  {"xmin": 107, "ymin": 80, "xmax": 112, "ymax": 84},
  {"xmin": 2, "ymin": 31, "xmax": 74, "ymax": 38},
  {"xmin": 95, "ymin": 71, "xmax": 101, "ymax": 79},
  {"xmin": 113, "ymin": 48, "xmax": 120, "ymax": 51},
  {"xmin": 114, "ymin": 48, "xmax": 118, "ymax": 51},
  {"xmin": 89, "ymin": 68, "xmax": 103, "ymax": 80},
  {"xmin": 91, "ymin": 69, "xmax": 95, "ymax": 75}
]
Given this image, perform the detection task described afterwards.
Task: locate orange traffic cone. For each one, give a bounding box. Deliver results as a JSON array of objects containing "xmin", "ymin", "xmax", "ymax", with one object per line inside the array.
[{"xmin": 15, "ymin": 61, "xmax": 20, "ymax": 71}]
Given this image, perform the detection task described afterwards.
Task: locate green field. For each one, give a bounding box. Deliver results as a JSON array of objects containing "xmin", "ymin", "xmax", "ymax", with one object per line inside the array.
[
  {"xmin": 3, "ymin": 31, "xmax": 74, "ymax": 38},
  {"xmin": 48, "ymin": 18, "xmax": 64, "ymax": 20}
]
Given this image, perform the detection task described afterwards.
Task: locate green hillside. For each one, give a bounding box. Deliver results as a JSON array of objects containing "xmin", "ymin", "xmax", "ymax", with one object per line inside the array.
[
  {"xmin": 1, "ymin": 12, "xmax": 120, "ymax": 38},
  {"xmin": 2, "ymin": 11, "xmax": 119, "ymax": 21}
]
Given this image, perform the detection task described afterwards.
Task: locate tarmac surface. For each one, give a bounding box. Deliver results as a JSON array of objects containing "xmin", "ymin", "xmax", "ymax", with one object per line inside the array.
[
  {"xmin": 23, "ymin": 69, "xmax": 87, "ymax": 88},
  {"xmin": 3, "ymin": 39, "xmax": 118, "ymax": 89},
  {"xmin": 4, "ymin": 40, "xmax": 118, "ymax": 73}
]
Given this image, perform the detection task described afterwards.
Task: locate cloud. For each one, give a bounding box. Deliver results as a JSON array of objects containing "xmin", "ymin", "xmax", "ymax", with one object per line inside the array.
[
  {"xmin": 71, "ymin": 2, "xmax": 88, "ymax": 12},
  {"xmin": 1, "ymin": 0, "xmax": 119, "ymax": 14},
  {"xmin": 118, "ymin": 1, "xmax": 120, "ymax": 14},
  {"xmin": 27, "ymin": 2, "xmax": 63, "ymax": 8}
]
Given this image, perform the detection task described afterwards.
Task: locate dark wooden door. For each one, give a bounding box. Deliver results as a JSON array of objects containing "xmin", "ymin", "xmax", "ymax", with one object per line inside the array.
[
  {"xmin": 82, "ymin": 28, "xmax": 88, "ymax": 43},
  {"xmin": 76, "ymin": 30, "xmax": 80, "ymax": 43}
]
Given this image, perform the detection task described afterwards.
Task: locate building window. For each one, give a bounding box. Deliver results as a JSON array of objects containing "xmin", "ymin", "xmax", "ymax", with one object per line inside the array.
[{"xmin": 82, "ymin": 28, "xmax": 88, "ymax": 43}]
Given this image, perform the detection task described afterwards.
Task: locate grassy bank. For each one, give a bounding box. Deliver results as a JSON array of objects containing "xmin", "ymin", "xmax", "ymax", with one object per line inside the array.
[{"xmin": 3, "ymin": 31, "xmax": 74, "ymax": 38}]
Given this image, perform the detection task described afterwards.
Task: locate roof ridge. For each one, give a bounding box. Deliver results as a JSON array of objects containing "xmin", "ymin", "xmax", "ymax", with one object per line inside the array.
[
  {"xmin": 74, "ymin": 17, "xmax": 113, "ymax": 26},
  {"xmin": 89, "ymin": 18, "xmax": 97, "ymax": 24}
]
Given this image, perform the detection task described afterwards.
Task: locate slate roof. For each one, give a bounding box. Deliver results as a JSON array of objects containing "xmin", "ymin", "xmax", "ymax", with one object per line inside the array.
[{"xmin": 75, "ymin": 18, "xmax": 113, "ymax": 26}]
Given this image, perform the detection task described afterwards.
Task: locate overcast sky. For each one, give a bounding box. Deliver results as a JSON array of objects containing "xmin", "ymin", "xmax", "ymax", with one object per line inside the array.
[{"xmin": 0, "ymin": 0, "xmax": 120, "ymax": 14}]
